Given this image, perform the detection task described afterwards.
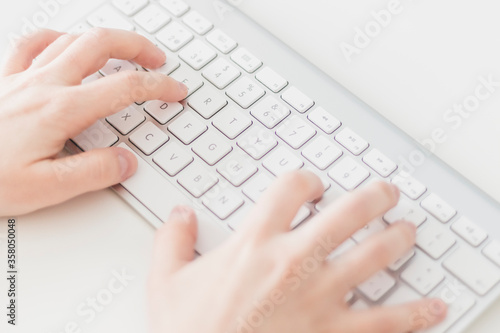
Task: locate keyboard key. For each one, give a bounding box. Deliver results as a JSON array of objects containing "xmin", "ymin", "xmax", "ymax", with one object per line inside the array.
[
  {"xmin": 328, "ymin": 238, "xmax": 356, "ymax": 260},
  {"xmin": 352, "ymin": 219, "xmax": 386, "ymax": 243},
  {"xmin": 421, "ymin": 193, "xmax": 457, "ymax": 223},
  {"xmin": 217, "ymin": 151, "xmax": 258, "ymax": 187},
  {"xmin": 177, "ymin": 161, "xmax": 218, "ymax": 198},
  {"xmin": 383, "ymin": 284, "xmax": 420, "ymax": 306},
  {"xmin": 206, "ymin": 29, "xmax": 237, "ymax": 54},
  {"xmin": 314, "ymin": 184, "xmax": 346, "ymax": 211},
  {"xmin": 179, "ymin": 39, "xmax": 217, "ymax": 70},
  {"xmin": 203, "ymin": 187, "xmax": 244, "ymax": 220},
  {"xmin": 231, "ymin": 47, "xmax": 262, "ymax": 73},
  {"xmin": 305, "ymin": 167, "xmax": 331, "ymax": 193},
  {"xmin": 250, "ymin": 96, "xmax": 290, "ymax": 129},
  {"xmin": 255, "ymin": 66, "xmax": 288, "ymax": 93},
  {"xmin": 202, "ymin": 58, "xmax": 241, "ymax": 89},
  {"xmin": 212, "ymin": 107, "xmax": 252, "ymax": 139},
  {"xmin": 281, "ymin": 86, "xmax": 314, "ymax": 113},
  {"xmin": 328, "ymin": 157, "xmax": 370, "ymax": 191},
  {"xmin": 134, "ymin": 4, "xmax": 171, "ymax": 33},
  {"xmin": 383, "ymin": 199, "xmax": 427, "ymax": 227},
  {"xmin": 129, "ymin": 121, "xmax": 169, "ymax": 155},
  {"xmin": 350, "ymin": 299, "xmax": 369, "ymax": 310},
  {"xmin": 112, "ymin": 0, "xmax": 148, "ymax": 16},
  {"xmin": 226, "ymin": 76, "xmax": 266, "ymax": 108},
  {"xmin": 358, "ymin": 270, "xmax": 396, "ymax": 302},
  {"xmin": 242, "ymin": 173, "xmax": 273, "ymax": 202},
  {"xmin": 237, "ymin": 126, "xmax": 278, "ymax": 160},
  {"xmin": 391, "ymin": 172, "xmax": 427, "ymax": 200},
  {"xmin": 144, "ymin": 100, "xmax": 183, "ymax": 125},
  {"xmin": 388, "ymin": 249, "xmax": 415, "ymax": 271},
  {"xmin": 443, "ymin": 247, "xmax": 500, "ymax": 295},
  {"xmin": 156, "ymin": 21, "xmax": 193, "ymax": 52},
  {"xmin": 106, "ymin": 106, "xmax": 145, "ymax": 135},
  {"xmin": 159, "ymin": 0, "xmax": 189, "ymax": 17},
  {"xmin": 151, "ymin": 51, "xmax": 180, "ymax": 75},
  {"xmin": 483, "ymin": 240, "xmax": 500, "ymax": 267},
  {"xmin": 153, "ymin": 141, "xmax": 193, "ymax": 176},
  {"xmin": 401, "ymin": 253, "xmax": 444, "ymax": 295},
  {"xmin": 302, "ymin": 136, "xmax": 342, "ymax": 170},
  {"xmin": 291, "ymin": 206, "xmax": 311, "ymax": 228},
  {"xmin": 335, "ymin": 127, "xmax": 369, "ymax": 156},
  {"xmin": 276, "ymin": 115, "xmax": 316, "ymax": 149},
  {"xmin": 88, "ymin": 5, "xmax": 134, "ymax": 31},
  {"xmin": 363, "ymin": 148, "xmax": 397, "ymax": 177},
  {"xmin": 72, "ymin": 121, "xmax": 118, "ymax": 151},
  {"xmin": 167, "ymin": 111, "xmax": 207, "ymax": 144},
  {"xmin": 69, "ymin": 22, "xmax": 91, "ymax": 35},
  {"xmin": 191, "ymin": 130, "xmax": 233, "ymax": 166},
  {"xmin": 169, "ymin": 65, "xmax": 204, "ymax": 98},
  {"xmin": 451, "ymin": 217, "xmax": 488, "ymax": 247},
  {"xmin": 263, "ymin": 146, "xmax": 304, "ymax": 176},
  {"xmin": 182, "ymin": 10, "xmax": 213, "ymax": 35},
  {"xmin": 416, "ymin": 221, "xmax": 456, "ymax": 259},
  {"xmin": 188, "ymin": 85, "xmax": 227, "ymax": 119},
  {"xmin": 99, "ymin": 59, "xmax": 137, "ymax": 76},
  {"xmin": 307, "ymin": 107, "xmax": 341, "ymax": 134}
]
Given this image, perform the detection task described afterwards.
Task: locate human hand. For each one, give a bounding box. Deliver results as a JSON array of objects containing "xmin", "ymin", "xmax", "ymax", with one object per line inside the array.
[
  {"xmin": 0, "ymin": 28, "xmax": 187, "ymax": 216},
  {"xmin": 148, "ymin": 174, "xmax": 447, "ymax": 333}
]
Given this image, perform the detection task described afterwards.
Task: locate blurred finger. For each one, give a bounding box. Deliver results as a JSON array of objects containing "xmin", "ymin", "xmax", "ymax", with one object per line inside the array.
[{"xmin": 31, "ymin": 33, "xmax": 78, "ymax": 69}]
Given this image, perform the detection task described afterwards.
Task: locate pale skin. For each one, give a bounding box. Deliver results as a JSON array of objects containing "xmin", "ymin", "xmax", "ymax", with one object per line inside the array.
[{"xmin": 0, "ymin": 28, "xmax": 447, "ymax": 332}]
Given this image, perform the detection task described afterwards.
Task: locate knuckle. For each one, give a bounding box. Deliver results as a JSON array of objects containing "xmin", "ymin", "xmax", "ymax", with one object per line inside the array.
[
  {"xmin": 85, "ymin": 27, "xmax": 110, "ymax": 42},
  {"xmin": 369, "ymin": 240, "xmax": 393, "ymax": 264}
]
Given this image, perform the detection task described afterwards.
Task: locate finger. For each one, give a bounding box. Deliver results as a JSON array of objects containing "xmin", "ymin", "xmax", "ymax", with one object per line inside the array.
[
  {"xmin": 328, "ymin": 222, "xmax": 416, "ymax": 292},
  {"xmin": 150, "ymin": 206, "xmax": 198, "ymax": 280},
  {"xmin": 346, "ymin": 298, "xmax": 447, "ymax": 333},
  {"xmin": 31, "ymin": 33, "xmax": 78, "ymax": 69},
  {"xmin": 49, "ymin": 28, "xmax": 166, "ymax": 83},
  {"xmin": 1, "ymin": 29, "xmax": 64, "ymax": 76},
  {"xmin": 64, "ymin": 70, "xmax": 188, "ymax": 134},
  {"xmin": 240, "ymin": 170, "xmax": 323, "ymax": 239},
  {"xmin": 295, "ymin": 181, "xmax": 400, "ymax": 255}
]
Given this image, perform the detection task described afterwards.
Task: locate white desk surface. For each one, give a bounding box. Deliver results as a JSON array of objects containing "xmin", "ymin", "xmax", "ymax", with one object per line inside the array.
[{"xmin": 0, "ymin": 1, "xmax": 498, "ymax": 332}]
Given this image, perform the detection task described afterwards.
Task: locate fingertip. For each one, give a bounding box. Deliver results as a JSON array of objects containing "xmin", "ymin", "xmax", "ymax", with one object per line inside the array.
[
  {"xmin": 116, "ymin": 147, "xmax": 138, "ymax": 181},
  {"xmin": 168, "ymin": 205, "xmax": 196, "ymax": 225},
  {"xmin": 177, "ymin": 81, "xmax": 189, "ymax": 99}
]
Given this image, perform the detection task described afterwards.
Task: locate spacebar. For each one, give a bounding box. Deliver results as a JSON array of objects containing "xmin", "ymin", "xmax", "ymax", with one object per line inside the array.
[{"xmin": 118, "ymin": 143, "xmax": 232, "ymax": 254}]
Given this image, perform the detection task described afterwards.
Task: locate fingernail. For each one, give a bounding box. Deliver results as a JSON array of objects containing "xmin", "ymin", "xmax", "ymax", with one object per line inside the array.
[
  {"xmin": 169, "ymin": 205, "xmax": 193, "ymax": 223},
  {"xmin": 178, "ymin": 81, "xmax": 189, "ymax": 96},
  {"xmin": 429, "ymin": 299, "xmax": 447, "ymax": 317},
  {"xmin": 118, "ymin": 151, "xmax": 134, "ymax": 180},
  {"xmin": 402, "ymin": 221, "xmax": 417, "ymax": 233}
]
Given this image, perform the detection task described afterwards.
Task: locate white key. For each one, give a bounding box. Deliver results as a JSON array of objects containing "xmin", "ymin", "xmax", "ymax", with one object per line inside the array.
[
  {"xmin": 212, "ymin": 107, "xmax": 252, "ymax": 139},
  {"xmin": 106, "ymin": 106, "xmax": 145, "ymax": 135},
  {"xmin": 203, "ymin": 187, "xmax": 244, "ymax": 220},
  {"xmin": 305, "ymin": 167, "xmax": 331, "ymax": 192},
  {"xmin": 383, "ymin": 284, "xmax": 421, "ymax": 306},
  {"xmin": 335, "ymin": 127, "xmax": 369, "ymax": 156},
  {"xmin": 99, "ymin": 59, "xmax": 137, "ymax": 76},
  {"xmin": 363, "ymin": 149, "xmax": 397, "ymax": 177},
  {"xmin": 159, "ymin": 0, "xmax": 189, "ymax": 17},
  {"xmin": 183, "ymin": 11, "xmax": 213, "ymax": 35},
  {"xmin": 167, "ymin": 111, "xmax": 207, "ymax": 144},
  {"xmin": 276, "ymin": 115, "xmax": 316, "ymax": 149},
  {"xmin": 151, "ymin": 51, "xmax": 180, "ymax": 75},
  {"xmin": 328, "ymin": 157, "xmax": 370, "ymax": 191},
  {"xmin": 231, "ymin": 47, "xmax": 262, "ymax": 73},
  {"xmin": 302, "ymin": 136, "xmax": 342, "ymax": 170},
  {"xmin": 113, "ymin": 0, "xmax": 148, "ymax": 16},
  {"xmin": 250, "ymin": 96, "xmax": 290, "ymax": 129},
  {"xmin": 401, "ymin": 253, "xmax": 444, "ymax": 295},
  {"xmin": 153, "ymin": 141, "xmax": 193, "ymax": 176},
  {"xmin": 192, "ymin": 130, "xmax": 233, "ymax": 166},
  {"xmin": 256, "ymin": 66, "xmax": 288, "ymax": 93},
  {"xmin": 350, "ymin": 299, "xmax": 369, "ymax": 310},
  {"xmin": 156, "ymin": 21, "xmax": 193, "ymax": 52},
  {"xmin": 307, "ymin": 107, "xmax": 341, "ymax": 134},
  {"xmin": 421, "ymin": 193, "xmax": 457, "ymax": 223},
  {"xmin": 352, "ymin": 219, "xmax": 386, "ymax": 243},
  {"xmin": 391, "ymin": 172, "xmax": 427, "ymax": 200},
  {"xmin": 383, "ymin": 199, "xmax": 427, "ymax": 227},
  {"xmin": 217, "ymin": 151, "xmax": 258, "ymax": 187},
  {"xmin": 69, "ymin": 22, "xmax": 91, "ymax": 35},
  {"xmin": 144, "ymin": 100, "xmax": 183, "ymax": 125},
  {"xmin": 177, "ymin": 161, "xmax": 218, "ymax": 198},
  {"xmin": 315, "ymin": 185, "xmax": 346, "ymax": 211},
  {"xmin": 242, "ymin": 173, "xmax": 273, "ymax": 202},
  {"xmin": 179, "ymin": 40, "xmax": 217, "ymax": 70},
  {"xmin": 358, "ymin": 271, "xmax": 396, "ymax": 302},
  {"xmin": 188, "ymin": 85, "xmax": 227, "ymax": 119},
  {"xmin": 226, "ymin": 77, "xmax": 266, "ymax": 109},
  {"xmin": 263, "ymin": 146, "xmax": 304, "ymax": 177},
  {"xmin": 416, "ymin": 221, "xmax": 456, "ymax": 259},
  {"xmin": 202, "ymin": 58, "xmax": 241, "ymax": 89},
  {"xmin": 72, "ymin": 121, "xmax": 118, "ymax": 151},
  {"xmin": 129, "ymin": 121, "xmax": 169, "ymax": 155},
  {"xmin": 291, "ymin": 206, "xmax": 311, "ymax": 229},
  {"xmin": 88, "ymin": 5, "xmax": 134, "ymax": 31},
  {"xmin": 237, "ymin": 126, "xmax": 278, "ymax": 160},
  {"xmin": 281, "ymin": 86, "xmax": 314, "ymax": 113},
  {"xmin": 388, "ymin": 249, "xmax": 415, "ymax": 271},
  {"xmin": 451, "ymin": 217, "xmax": 488, "ymax": 247},
  {"xmin": 444, "ymin": 247, "xmax": 500, "ymax": 295},
  {"xmin": 483, "ymin": 240, "xmax": 500, "ymax": 267},
  {"xmin": 206, "ymin": 29, "xmax": 237, "ymax": 54},
  {"xmin": 169, "ymin": 65, "xmax": 203, "ymax": 97},
  {"xmin": 134, "ymin": 4, "xmax": 171, "ymax": 33},
  {"xmin": 328, "ymin": 238, "xmax": 356, "ymax": 260}
]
